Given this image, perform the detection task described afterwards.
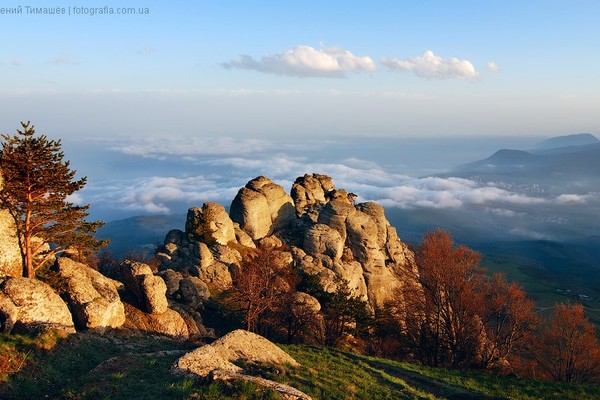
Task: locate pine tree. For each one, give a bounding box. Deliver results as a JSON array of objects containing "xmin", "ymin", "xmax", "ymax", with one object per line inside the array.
[{"xmin": 0, "ymin": 121, "xmax": 106, "ymax": 278}]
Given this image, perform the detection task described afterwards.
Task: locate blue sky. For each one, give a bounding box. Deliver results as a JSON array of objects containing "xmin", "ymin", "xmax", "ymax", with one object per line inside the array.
[
  {"xmin": 2, "ymin": 1, "xmax": 599, "ymax": 231},
  {"xmin": 1, "ymin": 0, "xmax": 599, "ymax": 139}
]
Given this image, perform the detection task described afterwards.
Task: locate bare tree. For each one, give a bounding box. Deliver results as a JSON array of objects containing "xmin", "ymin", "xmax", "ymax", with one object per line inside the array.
[{"xmin": 228, "ymin": 245, "xmax": 296, "ymax": 333}]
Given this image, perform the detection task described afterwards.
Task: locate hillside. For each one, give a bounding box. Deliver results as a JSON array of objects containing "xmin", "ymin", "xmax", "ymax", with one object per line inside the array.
[{"xmin": 2, "ymin": 331, "xmax": 600, "ymax": 400}]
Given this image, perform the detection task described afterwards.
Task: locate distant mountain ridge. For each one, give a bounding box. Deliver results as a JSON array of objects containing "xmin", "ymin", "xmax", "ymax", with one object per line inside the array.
[
  {"xmin": 536, "ymin": 133, "xmax": 599, "ymax": 150},
  {"xmin": 449, "ymin": 133, "xmax": 600, "ymax": 188}
]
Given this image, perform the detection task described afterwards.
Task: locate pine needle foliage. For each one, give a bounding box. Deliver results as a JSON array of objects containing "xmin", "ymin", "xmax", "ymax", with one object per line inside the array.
[{"xmin": 0, "ymin": 121, "xmax": 106, "ymax": 278}]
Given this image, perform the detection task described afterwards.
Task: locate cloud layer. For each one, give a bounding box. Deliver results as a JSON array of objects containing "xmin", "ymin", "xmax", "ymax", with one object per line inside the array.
[
  {"xmin": 382, "ymin": 50, "xmax": 479, "ymax": 79},
  {"xmin": 82, "ymin": 136, "xmax": 596, "ymax": 239},
  {"xmin": 222, "ymin": 45, "xmax": 376, "ymax": 78}
]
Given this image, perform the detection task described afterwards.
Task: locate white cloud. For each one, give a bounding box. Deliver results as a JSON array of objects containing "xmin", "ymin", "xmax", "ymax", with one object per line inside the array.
[
  {"xmin": 554, "ymin": 193, "xmax": 591, "ymax": 204},
  {"xmin": 83, "ymin": 137, "xmax": 594, "ymax": 220},
  {"xmin": 11, "ymin": 59, "xmax": 22, "ymax": 67},
  {"xmin": 382, "ymin": 50, "xmax": 479, "ymax": 80},
  {"xmin": 487, "ymin": 61, "xmax": 501, "ymax": 72},
  {"xmin": 113, "ymin": 137, "xmax": 279, "ymax": 159},
  {"xmin": 222, "ymin": 45, "xmax": 376, "ymax": 78}
]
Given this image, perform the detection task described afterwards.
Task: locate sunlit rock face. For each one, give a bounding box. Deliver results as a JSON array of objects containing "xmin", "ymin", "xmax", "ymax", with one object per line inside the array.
[
  {"xmin": 230, "ymin": 176, "xmax": 295, "ymax": 240},
  {"xmin": 156, "ymin": 173, "xmax": 419, "ymax": 313},
  {"xmin": 0, "ymin": 173, "xmax": 22, "ymax": 278}
]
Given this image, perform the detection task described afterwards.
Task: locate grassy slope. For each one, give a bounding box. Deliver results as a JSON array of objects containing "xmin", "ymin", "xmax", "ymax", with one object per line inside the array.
[{"xmin": 2, "ymin": 332, "xmax": 600, "ymax": 400}]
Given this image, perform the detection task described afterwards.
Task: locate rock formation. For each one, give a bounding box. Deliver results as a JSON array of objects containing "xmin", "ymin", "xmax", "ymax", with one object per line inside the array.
[
  {"xmin": 0, "ymin": 276, "xmax": 75, "ymax": 334},
  {"xmin": 53, "ymin": 257, "xmax": 126, "ymax": 332},
  {"xmin": 174, "ymin": 329, "xmax": 309, "ymax": 399},
  {"xmin": 122, "ymin": 302, "xmax": 189, "ymax": 339},
  {"xmin": 121, "ymin": 260, "xmax": 168, "ymax": 314},
  {"xmin": 230, "ymin": 176, "xmax": 295, "ymax": 240},
  {"xmin": 156, "ymin": 173, "xmax": 418, "ymax": 313},
  {"xmin": 0, "ymin": 174, "xmax": 22, "ymax": 278},
  {"xmin": 173, "ymin": 329, "xmax": 299, "ymax": 378}
]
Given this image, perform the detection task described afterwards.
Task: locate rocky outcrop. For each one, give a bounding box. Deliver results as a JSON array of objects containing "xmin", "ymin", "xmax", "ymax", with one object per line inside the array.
[
  {"xmin": 230, "ymin": 176, "xmax": 295, "ymax": 240},
  {"xmin": 174, "ymin": 330, "xmax": 308, "ymax": 399},
  {"xmin": 178, "ymin": 277, "xmax": 210, "ymax": 309},
  {"xmin": 54, "ymin": 257, "xmax": 125, "ymax": 332},
  {"xmin": 121, "ymin": 260, "xmax": 168, "ymax": 314},
  {"xmin": 157, "ymin": 173, "xmax": 418, "ymax": 314},
  {"xmin": 291, "ymin": 173, "xmax": 335, "ymax": 217},
  {"xmin": 122, "ymin": 302, "xmax": 189, "ymax": 339},
  {"xmin": 157, "ymin": 214, "xmax": 236, "ymax": 291},
  {"xmin": 186, "ymin": 203, "xmax": 236, "ymax": 245},
  {"xmin": 173, "ymin": 329, "xmax": 299, "ymax": 378},
  {"xmin": 0, "ymin": 276, "xmax": 75, "ymax": 334},
  {"xmin": 0, "ymin": 175, "xmax": 22, "ymax": 278}
]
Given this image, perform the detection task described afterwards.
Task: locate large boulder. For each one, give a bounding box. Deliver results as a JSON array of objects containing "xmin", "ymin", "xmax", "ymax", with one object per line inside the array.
[
  {"xmin": 195, "ymin": 261, "xmax": 232, "ymax": 290},
  {"xmin": 186, "ymin": 203, "xmax": 236, "ymax": 246},
  {"xmin": 230, "ymin": 176, "xmax": 295, "ymax": 240},
  {"xmin": 54, "ymin": 257, "xmax": 125, "ymax": 331},
  {"xmin": 0, "ymin": 292, "xmax": 18, "ymax": 333},
  {"xmin": 0, "ymin": 276, "xmax": 75, "ymax": 334},
  {"xmin": 178, "ymin": 277, "xmax": 210, "ymax": 309},
  {"xmin": 0, "ymin": 175, "xmax": 22, "ymax": 278},
  {"xmin": 173, "ymin": 329, "xmax": 299, "ymax": 378},
  {"xmin": 157, "ymin": 269, "xmax": 184, "ymax": 298},
  {"xmin": 122, "ymin": 303, "xmax": 188, "ymax": 339},
  {"xmin": 121, "ymin": 260, "xmax": 168, "ymax": 314}
]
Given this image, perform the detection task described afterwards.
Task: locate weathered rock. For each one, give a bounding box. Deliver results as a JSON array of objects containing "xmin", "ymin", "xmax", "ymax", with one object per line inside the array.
[
  {"xmin": 121, "ymin": 260, "xmax": 168, "ymax": 314},
  {"xmin": 0, "ymin": 175, "xmax": 22, "ymax": 278},
  {"xmin": 230, "ymin": 177, "xmax": 294, "ymax": 240},
  {"xmin": 357, "ymin": 202, "xmax": 388, "ymax": 247},
  {"xmin": 186, "ymin": 203, "xmax": 236, "ymax": 245},
  {"xmin": 258, "ymin": 235, "xmax": 284, "ymax": 249},
  {"xmin": 173, "ymin": 329, "xmax": 299, "ymax": 378},
  {"xmin": 215, "ymin": 245, "xmax": 242, "ymax": 266},
  {"xmin": 138, "ymin": 274, "xmax": 169, "ymax": 314},
  {"xmin": 122, "ymin": 302, "xmax": 188, "ymax": 339},
  {"xmin": 0, "ymin": 292, "xmax": 18, "ymax": 333},
  {"xmin": 291, "ymin": 173, "xmax": 335, "ymax": 216},
  {"xmin": 164, "ymin": 229, "xmax": 185, "ymax": 246},
  {"xmin": 346, "ymin": 209, "xmax": 384, "ymax": 265},
  {"xmin": 195, "ymin": 261, "xmax": 232, "ymax": 290},
  {"xmin": 316, "ymin": 200, "xmax": 355, "ymax": 242},
  {"xmin": 54, "ymin": 257, "xmax": 125, "ymax": 331},
  {"xmin": 0, "ymin": 277, "xmax": 75, "ymax": 334},
  {"xmin": 247, "ymin": 176, "xmax": 296, "ymax": 232},
  {"xmin": 156, "ymin": 173, "xmax": 419, "ymax": 316},
  {"xmin": 234, "ymin": 224, "xmax": 256, "ymax": 248},
  {"xmin": 303, "ymin": 224, "xmax": 344, "ymax": 261},
  {"xmin": 386, "ymin": 226, "xmax": 417, "ymax": 270},
  {"xmin": 290, "ymin": 291, "xmax": 321, "ymax": 314},
  {"xmin": 230, "ymin": 187, "xmax": 272, "ymax": 240},
  {"xmin": 179, "ymin": 277, "xmax": 210, "ymax": 308},
  {"xmin": 157, "ymin": 269, "xmax": 184, "ymax": 297},
  {"xmin": 194, "ymin": 241, "xmax": 215, "ymax": 270},
  {"xmin": 292, "ymin": 248, "xmax": 338, "ymax": 293},
  {"xmin": 168, "ymin": 301, "xmax": 215, "ymax": 338},
  {"xmin": 332, "ymin": 261, "xmax": 368, "ymax": 301}
]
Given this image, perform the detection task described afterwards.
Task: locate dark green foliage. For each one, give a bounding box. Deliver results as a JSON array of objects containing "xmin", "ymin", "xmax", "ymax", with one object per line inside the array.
[
  {"xmin": 0, "ymin": 121, "xmax": 106, "ymax": 277},
  {"xmin": 185, "ymin": 206, "xmax": 218, "ymax": 246},
  {"xmin": 302, "ymin": 275, "xmax": 372, "ymax": 347}
]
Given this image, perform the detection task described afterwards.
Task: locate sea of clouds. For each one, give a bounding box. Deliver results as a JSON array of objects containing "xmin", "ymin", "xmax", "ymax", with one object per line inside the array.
[{"xmin": 70, "ymin": 135, "xmax": 598, "ymax": 242}]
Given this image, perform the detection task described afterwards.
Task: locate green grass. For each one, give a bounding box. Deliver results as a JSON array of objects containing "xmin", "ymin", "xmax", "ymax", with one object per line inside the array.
[{"xmin": 2, "ymin": 331, "xmax": 600, "ymax": 399}]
